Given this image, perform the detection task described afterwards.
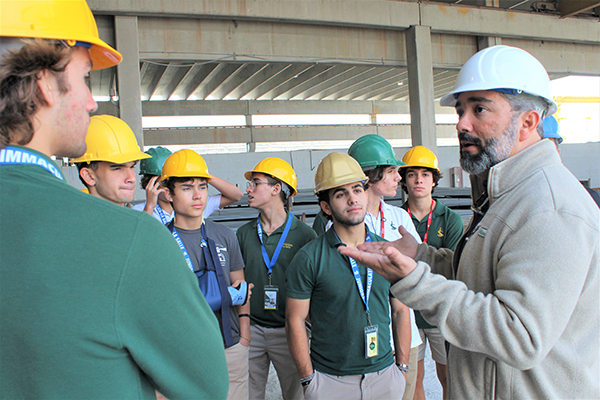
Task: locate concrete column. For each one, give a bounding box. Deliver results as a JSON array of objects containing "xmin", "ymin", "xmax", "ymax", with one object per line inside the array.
[
  {"xmin": 478, "ymin": 0, "xmax": 502, "ymax": 50},
  {"xmin": 246, "ymin": 112, "xmax": 255, "ymax": 152},
  {"xmin": 405, "ymin": 25, "xmax": 437, "ymax": 153},
  {"xmin": 477, "ymin": 36, "xmax": 502, "ymax": 50},
  {"xmin": 114, "ymin": 16, "xmax": 145, "ymax": 202},
  {"xmin": 114, "ymin": 16, "xmax": 143, "ymax": 148}
]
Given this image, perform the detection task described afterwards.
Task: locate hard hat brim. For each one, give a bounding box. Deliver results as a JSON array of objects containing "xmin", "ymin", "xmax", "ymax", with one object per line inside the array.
[
  {"xmin": 440, "ymin": 88, "xmax": 558, "ymax": 116},
  {"xmin": 244, "ymin": 168, "xmax": 298, "ymax": 196},
  {"xmin": 72, "ymin": 150, "xmax": 151, "ymax": 164},
  {"xmin": 314, "ymin": 176, "xmax": 369, "ymax": 195},
  {"xmin": 159, "ymin": 172, "xmax": 213, "ymax": 184}
]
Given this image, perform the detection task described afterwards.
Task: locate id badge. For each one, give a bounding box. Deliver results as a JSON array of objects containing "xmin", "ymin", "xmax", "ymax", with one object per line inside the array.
[
  {"xmin": 264, "ymin": 285, "xmax": 279, "ymax": 310},
  {"xmin": 364, "ymin": 325, "xmax": 379, "ymax": 358}
]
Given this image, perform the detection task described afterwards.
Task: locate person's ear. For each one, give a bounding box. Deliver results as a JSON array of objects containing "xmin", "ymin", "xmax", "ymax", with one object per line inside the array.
[
  {"xmin": 272, "ymin": 183, "xmax": 281, "ymax": 197},
  {"xmin": 79, "ymin": 167, "xmax": 96, "ymax": 187},
  {"xmin": 518, "ymin": 110, "xmax": 541, "ymax": 142},
  {"xmin": 165, "ymin": 187, "xmax": 174, "ymax": 202},
  {"xmin": 320, "ymin": 200, "xmax": 332, "ymax": 217},
  {"xmin": 36, "ymin": 69, "xmax": 58, "ymax": 107}
]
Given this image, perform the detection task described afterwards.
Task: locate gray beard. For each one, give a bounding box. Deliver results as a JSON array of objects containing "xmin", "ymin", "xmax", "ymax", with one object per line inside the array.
[{"xmin": 459, "ymin": 119, "xmax": 517, "ymax": 175}]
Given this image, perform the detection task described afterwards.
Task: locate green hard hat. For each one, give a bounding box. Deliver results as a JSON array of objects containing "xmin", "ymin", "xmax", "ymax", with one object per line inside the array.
[
  {"xmin": 139, "ymin": 146, "xmax": 172, "ymax": 175},
  {"xmin": 348, "ymin": 134, "xmax": 405, "ymax": 169}
]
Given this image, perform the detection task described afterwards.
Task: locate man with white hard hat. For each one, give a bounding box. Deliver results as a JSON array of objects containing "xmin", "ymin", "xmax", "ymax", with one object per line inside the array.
[
  {"xmin": 0, "ymin": 1, "xmax": 228, "ymax": 398},
  {"xmin": 340, "ymin": 45, "xmax": 599, "ymax": 399}
]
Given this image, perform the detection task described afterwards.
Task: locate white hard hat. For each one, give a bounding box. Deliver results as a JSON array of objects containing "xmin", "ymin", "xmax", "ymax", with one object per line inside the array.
[{"xmin": 440, "ymin": 45, "xmax": 557, "ymax": 116}]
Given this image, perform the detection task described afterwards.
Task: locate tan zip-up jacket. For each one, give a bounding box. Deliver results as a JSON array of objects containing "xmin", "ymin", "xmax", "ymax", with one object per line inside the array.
[{"xmin": 391, "ymin": 139, "xmax": 599, "ymax": 400}]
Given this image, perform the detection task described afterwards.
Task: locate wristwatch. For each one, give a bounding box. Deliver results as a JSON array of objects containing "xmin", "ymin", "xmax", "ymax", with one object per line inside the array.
[
  {"xmin": 396, "ymin": 363, "xmax": 409, "ymax": 374},
  {"xmin": 300, "ymin": 372, "xmax": 315, "ymax": 387}
]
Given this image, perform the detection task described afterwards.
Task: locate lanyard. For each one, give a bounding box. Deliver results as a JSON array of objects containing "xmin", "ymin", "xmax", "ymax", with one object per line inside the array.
[
  {"xmin": 171, "ymin": 227, "xmax": 196, "ymax": 272},
  {"xmin": 170, "ymin": 221, "xmax": 234, "ymax": 347},
  {"xmin": 155, "ymin": 203, "xmax": 169, "ymax": 224},
  {"xmin": 257, "ymin": 212, "xmax": 293, "ymax": 277},
  {"xmin": 338, "ymin": 230, "xmax": 374, "ymax": 325},
  {"xmin": 379, "ymin": 202, "xmax": 385, "ymax": 238},
  {"xmin": 408, "ymin": 199, "xmax": 435, "ymax": 243},
  {"xmin": 0, "ymin": 146, "xmax": 64, "ymax": 180}
]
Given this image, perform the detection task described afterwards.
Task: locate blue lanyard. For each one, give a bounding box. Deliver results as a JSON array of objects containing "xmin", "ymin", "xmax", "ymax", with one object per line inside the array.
[
  {"xmin": 171, "ymin": 227, "xmax": 197, "ymax": 272},
  {"xmin": 337, "ymin": 230, "xmax": 373, "ymax": 320},
  {"xmin": 155, "ymin": 203, "xmax": 169, "ymax": 224},
  {"xmin": 0, "ymin": 146, "xmax": 64, "ymax": 180},
  {"xmin": 257, "ymin": 212, "xmax": 293, "ymax": 275}
]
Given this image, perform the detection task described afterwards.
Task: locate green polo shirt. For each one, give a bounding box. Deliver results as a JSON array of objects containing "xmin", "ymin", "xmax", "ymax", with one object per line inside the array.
[
  {"xmin": 286, "ymin": 227, "xmax": 394, "ymax": 376},
  {"xmin": 0, "ymin": 146, "xmax": 228, "ymax": 399},
  {"xmin": 402, "ymin": 200, "xmax": 464, "ymax": 329},
  {"xmin": 311, "ymin": 210, "xmax": 329, "ymax": 236},
  {"xmin": 237, "ymin": 213, "xmax": 317, "ymax": 328}
]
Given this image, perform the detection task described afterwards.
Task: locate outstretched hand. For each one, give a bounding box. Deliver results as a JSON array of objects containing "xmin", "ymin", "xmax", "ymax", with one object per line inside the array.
[
  {"xmin": 338, "ymin": 231, "xmax": 419, "ymax": 284},
  {"xmin": 391, "ymin": 225, "xmax": 419, "ymax": 259}
]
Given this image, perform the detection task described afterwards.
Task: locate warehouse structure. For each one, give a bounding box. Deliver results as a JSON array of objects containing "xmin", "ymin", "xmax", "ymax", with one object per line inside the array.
[{"xmin": 61, "ymin": 0, "xmax": 599, "ymax": 205}]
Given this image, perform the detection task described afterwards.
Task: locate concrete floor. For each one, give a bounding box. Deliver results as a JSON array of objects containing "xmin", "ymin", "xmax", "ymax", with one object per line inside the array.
[{"xmin": 264, "ymin": 345, "xmax": 443, "ymax": 400}]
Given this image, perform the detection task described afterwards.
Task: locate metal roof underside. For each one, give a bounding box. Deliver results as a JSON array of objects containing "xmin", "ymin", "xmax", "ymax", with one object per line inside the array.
[
  {"xmin": 92, "ymin": 61, "xmax": 570, "ymax": 104},
  {"xmin": 91, "ymin": 0, "xmax": 593, "ymax": 104}
]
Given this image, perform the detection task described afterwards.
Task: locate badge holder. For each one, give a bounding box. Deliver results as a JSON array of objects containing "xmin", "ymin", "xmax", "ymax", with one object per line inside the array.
[
  {"xmin": 364, "ymin": 324, "xmax": 379, "ymax": 358},
  {"xmin": 264, "ymin": 285, "xmax": 278, "ymax": 310}
]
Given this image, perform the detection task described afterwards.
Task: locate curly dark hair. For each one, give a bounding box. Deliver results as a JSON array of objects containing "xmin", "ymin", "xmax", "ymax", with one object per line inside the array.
[
  {"xmin": 362, "ymin": 165, "xmax": 387, "ymax": 188},
  {"xmin": 0, "ymin": 39, "xmax": 73, "ymax": 149}
]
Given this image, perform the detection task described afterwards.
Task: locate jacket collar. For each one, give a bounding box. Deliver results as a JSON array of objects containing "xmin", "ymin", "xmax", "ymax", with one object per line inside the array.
[{"xmin": 469, "ymin": 139, "xmax": 560, "ymax": 207}]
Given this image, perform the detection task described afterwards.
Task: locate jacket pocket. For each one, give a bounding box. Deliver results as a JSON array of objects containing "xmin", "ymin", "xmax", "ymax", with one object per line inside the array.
[{"xmin": 484, "ymin": 358, "xmax": 497, "ymax": 400}]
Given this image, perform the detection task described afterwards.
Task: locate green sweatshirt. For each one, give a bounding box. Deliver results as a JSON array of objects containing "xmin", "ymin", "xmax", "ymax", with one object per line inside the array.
[{"xmin": 0, "ymin": 146, "xmax": 229, "ymax": 399}]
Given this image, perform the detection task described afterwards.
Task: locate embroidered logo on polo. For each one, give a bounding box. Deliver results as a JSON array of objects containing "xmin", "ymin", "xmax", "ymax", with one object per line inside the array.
[{"xmin": 438, "ymin": 228, "xmax": 444, "ymax": 237}]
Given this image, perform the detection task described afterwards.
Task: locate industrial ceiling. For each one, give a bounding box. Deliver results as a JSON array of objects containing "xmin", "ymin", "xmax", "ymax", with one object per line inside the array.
[{"xmin": 91, "ymin": 0, "xmax": 597, "ymax": 105}]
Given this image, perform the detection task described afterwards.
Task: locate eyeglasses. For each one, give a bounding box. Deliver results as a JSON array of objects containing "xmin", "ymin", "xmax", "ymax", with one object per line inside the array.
[{"xmin": 246, "ymin": 180, "xmax": 275, "ymax": 190}]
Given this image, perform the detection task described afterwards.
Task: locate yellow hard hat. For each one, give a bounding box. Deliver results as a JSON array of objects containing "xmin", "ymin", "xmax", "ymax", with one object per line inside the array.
[
  {"xmin": 400, "ymin": 146, "xmax": 439, "ymax": 172},
  {"xmin": 160, "ymin": 149, "xmax": 212, "ymax": 183},
  {"xmin": 71, "ymin": 115, "xmax": 150, "ymax": 164},
  {"xmin": 0, "ymin": 0, "xmax": 122, "ymax": 70},
  {"xmin": 244, "ymin": 157, "xmax": 298, "ymax": 196},
  {"xmin": 314, "ymin": 152, "xmax": 368, "ymax": 194}
]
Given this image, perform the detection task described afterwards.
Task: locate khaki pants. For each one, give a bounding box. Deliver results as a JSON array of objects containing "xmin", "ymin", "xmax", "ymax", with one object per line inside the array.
[
  {"xmin": 248, "ymin": 325, "xmax": 303, "ymax": 400},
  {"xmin": 418, "ymin": 328, "xmax": 447, "ymax": 364},
  {"xmin": 401, "ymin": 345, "xmax": 419, "ymax": 400},
  {"xmin": 304, "ymin": 364, "xmax": 406, "ymax": 400},
  {"xmin": 225, "ymin": 342, "xmax": 250, "ymax": 400}
]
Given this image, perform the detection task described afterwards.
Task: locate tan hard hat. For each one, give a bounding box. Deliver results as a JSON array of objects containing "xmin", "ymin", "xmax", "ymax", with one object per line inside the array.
[{"xmin": 314, "ymin": 152, "xmax": 368, "ymax": 194}]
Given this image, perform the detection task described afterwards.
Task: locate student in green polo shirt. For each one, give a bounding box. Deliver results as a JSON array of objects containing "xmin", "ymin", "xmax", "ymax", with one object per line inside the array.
[
  {"xmin": 286, "ymin": 152, "xmax": 406, "ymax": 400},
  {"xmin": 399, "ymin": 145, "xmax": 464, "ymax": 400},
  {"xmin": 237, "ymin": 157, "xmax": 317, "ymax": 400}
]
